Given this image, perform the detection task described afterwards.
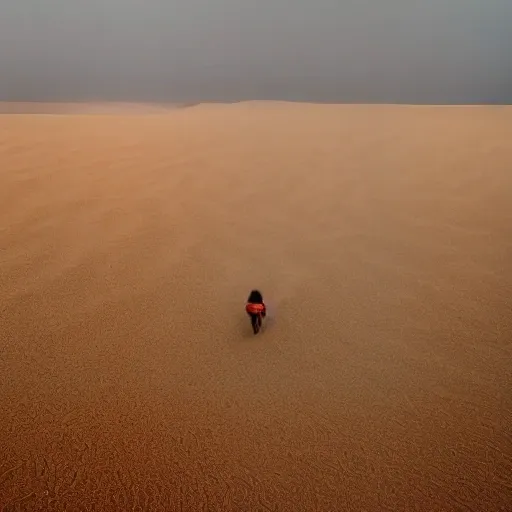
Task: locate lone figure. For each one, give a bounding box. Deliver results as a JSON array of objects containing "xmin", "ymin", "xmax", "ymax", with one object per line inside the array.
[{"xmin": 245, "ymin": 290, "xmax": 266, "ymax": 334}]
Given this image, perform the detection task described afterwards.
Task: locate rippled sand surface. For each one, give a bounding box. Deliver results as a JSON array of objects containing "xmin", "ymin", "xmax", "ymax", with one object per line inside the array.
[{"xmin": 1, "ymin": 102, "xmax": 511, "ymax": 511}]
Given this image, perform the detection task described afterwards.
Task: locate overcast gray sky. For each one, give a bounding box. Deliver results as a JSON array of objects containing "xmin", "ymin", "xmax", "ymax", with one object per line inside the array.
[{"xmin": 1, "ymin": 0, "xmax": 511, "ymax": 103}]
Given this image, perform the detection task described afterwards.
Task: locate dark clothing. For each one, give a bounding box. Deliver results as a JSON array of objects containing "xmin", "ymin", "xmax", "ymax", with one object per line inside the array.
[
  {"xmin": 249, "ymin": 313, "xmax": 263, "ymax": 334},
  {"xmin": 246, "ymin": 289, "xmax": 266, "ymax": 334}
]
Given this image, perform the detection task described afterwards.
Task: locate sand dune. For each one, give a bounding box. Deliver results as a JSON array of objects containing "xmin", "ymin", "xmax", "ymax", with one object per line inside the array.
[
  {"xmin": 0, "ymin": 102, "xmax": 193, "ymax": 115},
  {"xmin": 0, "ymin": 102, "xmax": 511, "ymax": 511}
]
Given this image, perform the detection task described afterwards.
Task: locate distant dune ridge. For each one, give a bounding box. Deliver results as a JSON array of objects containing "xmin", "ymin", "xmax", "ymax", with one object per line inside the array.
[
  {"xmin": 0, "ymin": 102, "xmax": 200, "ymax": 114},
  {"xmin": 1, "ymin": 102, "xmax": 511, "ymax": 511}
]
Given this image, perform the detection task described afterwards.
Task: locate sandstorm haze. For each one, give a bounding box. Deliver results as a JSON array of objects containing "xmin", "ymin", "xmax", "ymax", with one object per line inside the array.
[
  {"xmin": 1, "ymin": 0, "xmax": 511, "ymax": 103},
  {"xmin": 1, "ymin": 1, "xmax": 512, "ymax": 511},
  {"xmin": 2, "ymin": 102, "xmax": 512, "ymax": 510}
]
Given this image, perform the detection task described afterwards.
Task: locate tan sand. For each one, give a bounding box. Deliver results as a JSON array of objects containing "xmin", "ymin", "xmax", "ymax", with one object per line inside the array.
[{"xmin": 0, "ymin": 102, "xmax": 511, "ymax": 511}]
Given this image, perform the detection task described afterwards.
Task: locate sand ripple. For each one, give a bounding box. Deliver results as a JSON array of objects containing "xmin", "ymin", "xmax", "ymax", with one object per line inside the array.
[{"xmin": 1, "ymin": 103, "xmax": 511, "ymax": 511}]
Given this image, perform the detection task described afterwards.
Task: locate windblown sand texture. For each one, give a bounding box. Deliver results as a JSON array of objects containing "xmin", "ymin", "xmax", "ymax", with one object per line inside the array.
[{"xmin": 1, "ymin": 102, "xmax": 511, "ymax": 511}]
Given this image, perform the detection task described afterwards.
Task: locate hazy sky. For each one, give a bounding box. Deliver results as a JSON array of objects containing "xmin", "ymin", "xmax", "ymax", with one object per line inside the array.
[{"xmin": 1, "ymin": 0, "xmax": 511, "ymax": 103}]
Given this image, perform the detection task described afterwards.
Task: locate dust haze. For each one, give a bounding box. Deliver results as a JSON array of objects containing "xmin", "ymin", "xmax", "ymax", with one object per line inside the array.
[
  {"xmin": 2, "ymin": 101, "xmax": 512, "ymax": 511},
  {"xmin": 1, "ymin": 0, "xmax": 511, "ymax": 104}
]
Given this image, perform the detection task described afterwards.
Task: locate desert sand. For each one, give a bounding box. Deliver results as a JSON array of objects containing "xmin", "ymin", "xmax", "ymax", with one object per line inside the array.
[{"xmin": 1, "ymin": 102, "xmax": 511, "ymax": 511}]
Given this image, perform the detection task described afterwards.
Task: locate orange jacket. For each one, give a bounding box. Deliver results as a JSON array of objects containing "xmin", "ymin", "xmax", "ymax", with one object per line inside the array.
[{"xmin": 246, "ymin": 303, "xmax": 266, "ymax": 315}]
